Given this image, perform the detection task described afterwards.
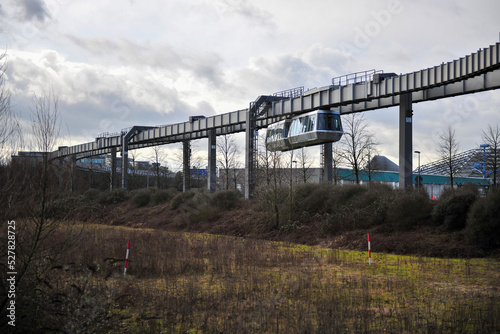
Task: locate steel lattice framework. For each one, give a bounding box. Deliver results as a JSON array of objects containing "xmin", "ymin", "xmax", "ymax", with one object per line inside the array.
[{"xmin": 417, "ymin": 147, "xmax": 499, "ymax": 179}]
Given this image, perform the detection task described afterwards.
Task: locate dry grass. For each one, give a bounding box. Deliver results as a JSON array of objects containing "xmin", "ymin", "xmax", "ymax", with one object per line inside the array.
[{"xmin": 15, "ymin": 222, "xmax": 498, "ymax": 333}]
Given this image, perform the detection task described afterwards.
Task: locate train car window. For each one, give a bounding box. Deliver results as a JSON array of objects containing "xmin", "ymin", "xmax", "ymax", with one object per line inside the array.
[
  {"xmin": 291, "ymin": 118, "xmax": 302, "ymax": 136},
  {"xmin": 318, "ymin": 115, "xmax": 326, "ymax": 130},
  {"xmin": 290, "ymin": 119, "xmax": 297, "ymax": 136},
  {"xmin": 266, "ymin": 128, "xmax": 272, "ymax": 142},
  {"xmin": 324, "ymin": 114, "xmax": 341, "ymax": 131},
  {"xmin": 311, "ymin": 115, "xmax": 316, "ymax": 131},
  {"xmin": 334, "ymin": 115, "xmax": 342, "ymax": 131},
  {"xmin": 318, "ymin": 114, "xmax": 329, "ymax": 130}
]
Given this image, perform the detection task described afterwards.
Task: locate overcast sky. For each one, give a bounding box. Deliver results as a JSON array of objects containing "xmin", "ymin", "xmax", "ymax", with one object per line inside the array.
[{"xmin": 1, "ymin": 0, "xmax": 500, "ymax": 168}]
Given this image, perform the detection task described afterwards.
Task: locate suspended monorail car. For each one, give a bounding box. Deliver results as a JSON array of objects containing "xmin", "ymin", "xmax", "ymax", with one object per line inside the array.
[{"xmin": 265, "ymin": 109, "xmax": 343, "ymax": 152}]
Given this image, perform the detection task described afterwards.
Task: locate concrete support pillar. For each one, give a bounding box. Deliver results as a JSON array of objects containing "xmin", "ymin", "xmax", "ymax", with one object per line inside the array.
[
  {"xmin": 399, "ymin": 93, "xmax": 413, "ymax": 189},
  {"xmin": 182, "ymin": 140, "xmax": 191, "ymax": 192},
  {"xmin": 323, "ymin": 142, "xmax": 333, "ymax": 183},
  {"xmin": 120, "ymin": 126, "xmax": 154, "ymax": 191},
  {"xmin": 207, "ymin": 129, "xmax": 217, "ymax": 193},
  {"xmin": 57, "ymin": 157, "xmax": 65, "ymax": 192},
  {"xmin": 110, "ymin": 147, "xmax": 117, "ymax": 191},
  {"xmin": 244, "ymin": 108, "xmax": 255, "ymax": 199},
  {"xmin": 121, "ymin": 138, "xmax": 129, "ymax": 190},
  {"xmin": 70, "ymin": 154, "xmax": 77, "ymax": 192}
]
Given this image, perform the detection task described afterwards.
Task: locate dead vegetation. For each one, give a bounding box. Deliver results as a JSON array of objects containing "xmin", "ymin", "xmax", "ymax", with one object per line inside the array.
[
  {"xmin": 2, "ymin": 181, "xmax": 500, "ymax": 332},
  {"xmin": 48, "ymin": 185, "xmax": 498, "ymax": 259},
  {"xmin": 3, "ymin": 223, "xmax": 499, "ymax": 333}
]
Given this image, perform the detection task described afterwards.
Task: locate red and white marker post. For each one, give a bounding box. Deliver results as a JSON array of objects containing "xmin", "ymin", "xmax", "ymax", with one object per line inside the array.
[
  {"xmin": 124, "ymin": 240, "xmax": 130, "ymax": 276},
  {"xmin": 368, "ymin": 233, "xmax": 371, "ymax": 266}
]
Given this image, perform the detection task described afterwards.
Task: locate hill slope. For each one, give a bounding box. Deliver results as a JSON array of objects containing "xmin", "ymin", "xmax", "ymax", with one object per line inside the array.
[{"xmin": 84, "ymin": 196, "xmax": 482, "ymax": 258}]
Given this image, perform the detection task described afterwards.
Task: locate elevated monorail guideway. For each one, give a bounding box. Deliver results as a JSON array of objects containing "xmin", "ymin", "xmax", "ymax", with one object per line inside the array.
[{"xmin": 48, "ymin": 42, "xmax": 500, "ymax": 197}]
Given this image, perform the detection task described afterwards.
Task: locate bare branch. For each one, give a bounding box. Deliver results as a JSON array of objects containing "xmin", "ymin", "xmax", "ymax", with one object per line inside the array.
[
  {"xmin": 217, "ymin": 134, "xmax": 239, "ymax": 190},
  {"xmin": 437, "ymin": 125, "xmax": 460, "ymax": 188},
  {"xmin": 339, "ymin": 113, "xmax": 379, "ymax": 184},
  {"xmin": 0, "ymin": 50, "xmax": 22, "ymax": 163},
  {"xmin": 482, "ymin": 124, "xmax": 500, "ymax": 186},
  {"xmin": 30, "ymin": 91, "xmax": 60, "ymax": 154}
]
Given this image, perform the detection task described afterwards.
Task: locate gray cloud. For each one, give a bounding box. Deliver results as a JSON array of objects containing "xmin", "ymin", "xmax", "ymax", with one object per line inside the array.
[
  {"xmin": 6, "ymin": 48, "xmax": 219, "ymax": 146},
  {"xmin": 64, "ymin": 35, "xmax": 225, "ymax": 89},
  {"xmin": 19, "ymin": 0, "xmax": 51, "ymax": 22},
  {"xmin": 232, "ymin": 45, "xmax": 352, "ymax": 99},
  {"xmin": 220, "ymin": 0, "xmax": 275, "ymax": 31}
]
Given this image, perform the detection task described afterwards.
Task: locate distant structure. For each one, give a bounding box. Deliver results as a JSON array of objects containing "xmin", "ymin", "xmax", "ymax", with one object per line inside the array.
[
  {"xmin": 368, "ymin": 155, "xmax": 399, "ymax": 172},
  {"xmin": 219, "ymin": 153, "xmax": 489, "ymax": 199},
  {"xmin": 11, "ymin": 151, "xmax": 46, "ymax": 164},
  {"xmin": 416, "ymin": 146, "xmax": 499, "ymax": 181}
]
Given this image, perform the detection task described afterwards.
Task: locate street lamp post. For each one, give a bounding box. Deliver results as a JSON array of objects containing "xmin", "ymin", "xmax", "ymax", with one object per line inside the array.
[
  {"xmin": 480, "ymin": 144, "xmax": 489, "ymax": 178},
  {"xmin": 292, "ymin": 160, "xmax": 297, "ymax": 184},
  {"xmin": 414, "ymin": 150, "xmax": 421, "ymax": 188}
]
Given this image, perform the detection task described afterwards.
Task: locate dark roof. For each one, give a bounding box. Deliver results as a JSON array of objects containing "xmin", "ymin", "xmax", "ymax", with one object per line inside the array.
[{"xmin": 367, "ymin": 155, "xmax": 399, "ymax": 172}]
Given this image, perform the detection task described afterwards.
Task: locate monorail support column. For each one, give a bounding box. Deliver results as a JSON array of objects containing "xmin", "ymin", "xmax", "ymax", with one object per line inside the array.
[
  {"xmin": 120, "ymin": 126, "xmax": 154, "ymax": 191},
  {"xmin": 121, "ymin": 138, "xmax": 129, "ymax": 190},
  {"xmin": 399, "ymin": 93, "xmax": 413, "ymax": 189},
  {"xmin": 208, "ymin": 129, "xmax": 217, "ymax": 193},
  {"xmin": 244, "ymin": 106, "xmax": 256, "ymax": 199},
  {"xmin": 182, "ymin": 140, "xmax": 191, "ymax": 192},
  {"xmin": 110, "ymin": 147, "xmax": 117, "ymax": 191},
  {"xmin": 57, "ymin": 157, "xmax": 65, "ymax": 193},
  {"xmin": 323, "ymin": 142, "xmax": 333, "ymax": 183},
  {"xmin": 70, "ymin": 154, "xmax": 77, "ymax": 192}
]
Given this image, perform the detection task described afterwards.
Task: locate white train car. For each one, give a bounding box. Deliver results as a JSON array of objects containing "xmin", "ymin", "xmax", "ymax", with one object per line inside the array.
[{"xmin": 265, "ymin": 110, "xmax": 343, "ymax": 152}]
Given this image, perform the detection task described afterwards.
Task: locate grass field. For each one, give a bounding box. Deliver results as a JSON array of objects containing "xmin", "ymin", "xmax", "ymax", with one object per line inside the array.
[{"xmin": 34, "ymin": 222, "xmax": 497, "ymax": 333}]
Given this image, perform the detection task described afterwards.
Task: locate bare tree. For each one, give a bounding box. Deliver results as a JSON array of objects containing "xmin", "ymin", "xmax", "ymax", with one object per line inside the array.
[
  {"xmin": 230, "ymin": 160, "xmax": 243, "ymax": 189},
  {"xmin": 30, "ymin": 92, "xmax": 60, "ymax": 154},
  {"xmin": 257, "ymin": 132, "xmax": 285, "ymax": 187},
  {"xmin": 256, "ymin": 133, "xmax": 287, "ymax": 229},
  {"xmin": 286, "ymin": 149, "xmax": 295, "ymax": 223},
  {"xmin": 482, "ymin": 124, "xmax": 500, "ymax": 187},
  {"xmin": 217, "ymin": 134, "xmax": 239, "ymax": 190},
  {"xmin": 268, "ymin": 149, "xmax": 286, "ymax": 229},
  {"xmin": 339, "ymin": 113, "xmax": 378, "ymax": 184},
  {"xmin": 297, "ymin": 147, "xmax": 314, "ymax": 183},
  {"xmin": 0, "ymin": 50, "xmax": 23, "ymax": 216},
  {"xmin": 363, "ymin": 134, "xmax": 381, "ymax": 182},
  {"xmin": 0, "ymin": 51, "xmax": 21, "ymax": 163},
  {"xmin": 172, "ymin": 141, "xmax": 206, "ymax": 189},
  {"xmin": 151, "ymin": 145, "xmax": 168, "ymax": 189},
  {"xmin": 437, "ymin": 125, "xmax": 460, "ymax": 189},
  {"xmin": 128, "ymin": 150, "xmax": 141, "ymax": 190},
  {"xmin": 332, "ymin": 146, "xmax": 344, "ymax": 185},
  {"xmin": 0, "ymin": 52, "xmax": 25, "ymax": 322},
  {"xmin": 0, "ymin": 91, "xmax": 62, "ymax": 325},
  {"xmin": 190, "ymin": 146, "xmax": 207, "ymax": 189},
  {"xmin": 2, "ymin": 91, "xmax": 92, "ymax": 332},
  {"xmin": 257, "ymin": 133, "xmax": 272, "ymax": 186}
]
